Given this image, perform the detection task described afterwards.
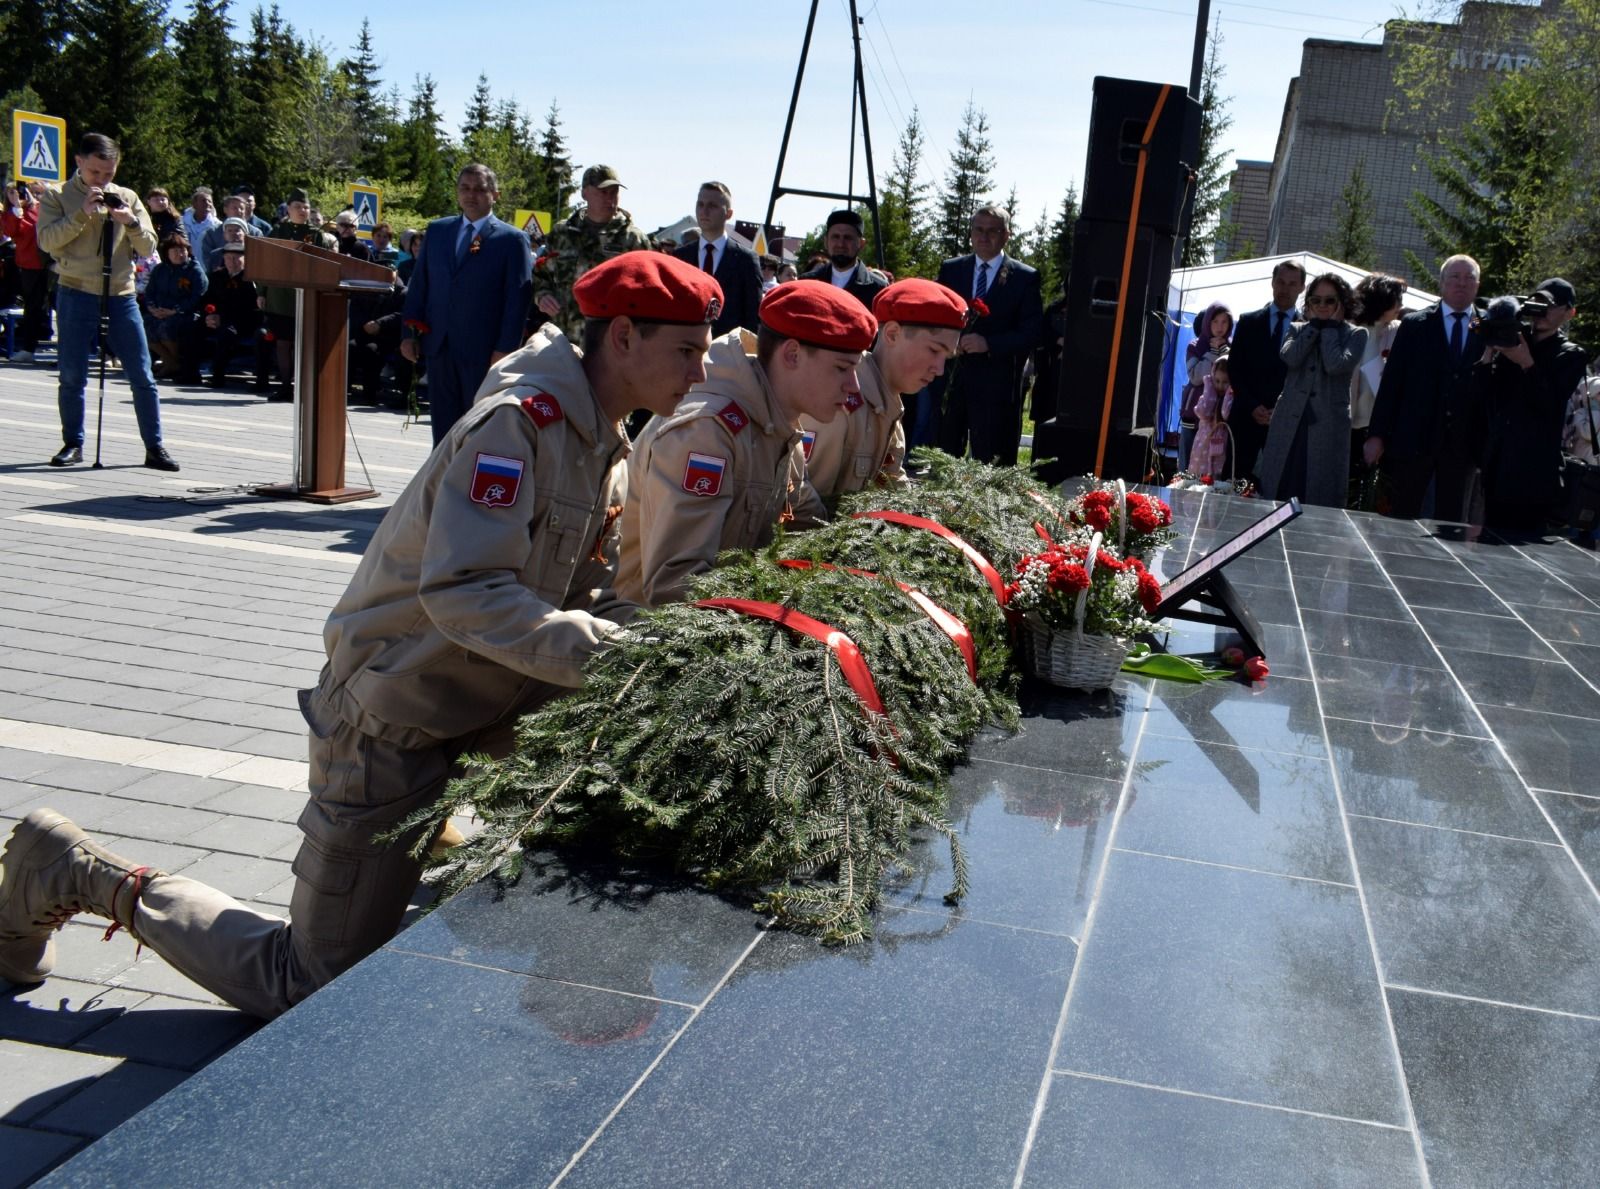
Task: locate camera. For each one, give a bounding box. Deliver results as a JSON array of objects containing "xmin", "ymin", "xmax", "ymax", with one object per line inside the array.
[
  {"xmin": 100, "ymin": 193, "xmax": 125, "ymax": 210},
  {"xmin": 1472, "ymin": 294, "xmax": 1551, "ymax": 349}
]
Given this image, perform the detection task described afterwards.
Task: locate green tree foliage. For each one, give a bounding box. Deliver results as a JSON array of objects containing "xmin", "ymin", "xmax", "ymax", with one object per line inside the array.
[
  {"xmin": 0, "ymin": 85, "xmax": 47, "ymax": 176},
  {"xmin": 876, "ymin": 106, "xmax": 934, "ymax": 279},
  {"xmin": 1015, "ymin": 184, "xmax": 1079, "ymax": 305},
  {"xmin": 532, "ymin": 100, "xmax": 573, "ymax": 221},
  {"xmin": 173, "ymin": 0, "xmax": 237, "ymax": 193},
  {"xmin": 934, "ymin": 102, "xmax": 995, "ymax": 259},
  {"xmin": 1182, "ymin": 24, "xmax": 1235, "ymax": 267},
  {"xmin": 339, "ymin": 18, "xmax": 390, "ymax": 176},
  {"xmin": 397, "ymin": 74, "xmax": 456, "ymax": 217},
  {"xmin": 1326, "ymin": 158, "xmax": 1378, "ymax": 269},
  {"xmin": 0, "ymin": 2, "xmax": 70, "ymax": 98}
]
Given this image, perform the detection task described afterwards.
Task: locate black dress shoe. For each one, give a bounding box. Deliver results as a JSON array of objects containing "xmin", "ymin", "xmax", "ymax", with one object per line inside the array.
[
  {"xmin": 49, "ymin": 445, "xmax": 82, "ymax": 467},
  {"xmin": 144, "ymin": 446, "xmax": 180, "ymax": 472}
]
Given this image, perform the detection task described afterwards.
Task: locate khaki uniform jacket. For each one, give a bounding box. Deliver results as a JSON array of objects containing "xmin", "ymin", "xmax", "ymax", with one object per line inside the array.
[
  {"xmin": 321, "ymin": 329, "xmax": 635, "ymax": 748},
  {"xmin": 616, "ymin": 329, "xmax": 824, "ymax": 608},
  {"xmin": 799, "ymin": 349, "xmax": 907, "ymax": 500},
  {"xmin": 36, "ymin": 174, "xmax": 157, "ymax": 297}
]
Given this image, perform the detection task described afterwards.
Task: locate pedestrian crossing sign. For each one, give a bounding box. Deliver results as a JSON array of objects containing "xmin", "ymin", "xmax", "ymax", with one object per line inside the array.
[
  {"xmin": 348, "ymin": 182, "xmax": 382, "ymax": 240},
  {"xmin": 13, "ymin": 110, "xmax": 66, "ymax": 186}
]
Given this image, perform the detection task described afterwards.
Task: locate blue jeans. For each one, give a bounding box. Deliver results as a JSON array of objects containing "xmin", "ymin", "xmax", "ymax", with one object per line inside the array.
[{"xmin": 56, "ymin": 286, "xmax": 164, "ymax": 449}]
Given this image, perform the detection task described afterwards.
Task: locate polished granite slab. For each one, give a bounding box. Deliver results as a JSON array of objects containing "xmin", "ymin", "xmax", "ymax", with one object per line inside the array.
[{"xmin": 52, "ymin": 494, "xmax": 1600, "ymax": 1187}]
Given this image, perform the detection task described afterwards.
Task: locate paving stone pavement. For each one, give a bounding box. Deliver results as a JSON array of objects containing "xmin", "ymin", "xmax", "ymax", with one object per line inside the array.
[{"xmin": 0, "ymin": 355, "xmax": 441, "ymax": 1184}]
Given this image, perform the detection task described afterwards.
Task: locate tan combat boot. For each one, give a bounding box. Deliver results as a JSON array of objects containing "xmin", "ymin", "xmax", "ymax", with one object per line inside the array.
[{"xmin": 0, "ymin": 809, "xmax": 164, "ymax": 985}]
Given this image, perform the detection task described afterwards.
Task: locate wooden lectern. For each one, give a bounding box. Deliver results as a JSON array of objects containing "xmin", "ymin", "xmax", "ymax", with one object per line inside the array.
[{"xmin": 245, "ymin": 237, "xmax": 395, "ymax": 503}]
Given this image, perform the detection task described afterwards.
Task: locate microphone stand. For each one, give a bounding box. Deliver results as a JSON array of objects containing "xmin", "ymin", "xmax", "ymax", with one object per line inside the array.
[{"xmin": 91, "ymin": 213, "xmax": 115, "ymax": 469}]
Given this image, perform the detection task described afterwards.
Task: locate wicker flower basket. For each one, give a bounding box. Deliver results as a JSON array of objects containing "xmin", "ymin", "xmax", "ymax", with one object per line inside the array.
[{"xmin": 1017, "ymin": 530, "xmax": 1131, "ymax": 690}]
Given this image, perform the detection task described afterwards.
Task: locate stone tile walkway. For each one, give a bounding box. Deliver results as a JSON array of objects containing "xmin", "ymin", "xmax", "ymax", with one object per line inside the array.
[{"xmin": 0, "ymin": 356, "xmax": 432, "ymax": 1185}]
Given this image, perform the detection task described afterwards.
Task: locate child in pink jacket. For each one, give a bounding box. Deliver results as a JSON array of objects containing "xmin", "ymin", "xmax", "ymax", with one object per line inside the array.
[{"xmin": 1186, "ymin": 354, "xmax": 1233, "ymax": 479}]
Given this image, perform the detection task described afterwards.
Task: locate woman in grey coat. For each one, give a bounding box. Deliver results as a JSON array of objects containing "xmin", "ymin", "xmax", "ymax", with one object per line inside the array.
[{"xmin": 1258, "ymin": 272, "xmax": 1369, "ymax": 506}]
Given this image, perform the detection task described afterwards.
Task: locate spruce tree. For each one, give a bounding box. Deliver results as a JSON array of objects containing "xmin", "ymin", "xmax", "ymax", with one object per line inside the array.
[
  {"xmin": 533, "ymin": 100, "xmax": 573, "ymax": 221},
  {"xmin": 1182, "ymin": 24, "xmax": 1235, "ymax": 267},
  {"xmin": 173, "ymin": 0, "xmax": 238, "ymax": 193},
  {"xmin": 339, "ymin": 18, "xmax": 389, "ymax": 175},
  {"xmin": 876, "ymin": 107, "xmax": 933, "ymax": 279},
  {"xmin": 1326, "ymin": 158, "xmax": 1377, "ymax": 268},
  {"xmin": 399, "ymin": 74, "xmax": 456, "ymax": 217},
  {"xmin": 1051, "ymin": 184, "xmax": 1080, "ymax": 293},
  {"xmin": 0, "ymin": 0, "xmax": 69, "ymax": 97},
  {"xmin": 461, "ymin": 73, "xmax": 494, "ymax": 149},
  {"xmin": 934, "ymin": 102, "xmax": 995, "ymax": 259}
]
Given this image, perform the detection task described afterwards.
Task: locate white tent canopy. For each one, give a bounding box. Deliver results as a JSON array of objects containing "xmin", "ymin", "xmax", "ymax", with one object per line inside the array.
[{"xmin": 1157, "ymin": 252, "xmax": 1438, "ymax": 432}]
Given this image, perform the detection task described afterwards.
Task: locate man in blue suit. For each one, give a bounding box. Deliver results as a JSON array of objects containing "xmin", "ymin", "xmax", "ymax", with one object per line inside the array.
[
  {"xmin": 930, "ymin": 205, "xmax": 1043, "ymax": 465},
  {"xmin": 401, "ymin": 164, "xmax": 533, "ymax": 445}
]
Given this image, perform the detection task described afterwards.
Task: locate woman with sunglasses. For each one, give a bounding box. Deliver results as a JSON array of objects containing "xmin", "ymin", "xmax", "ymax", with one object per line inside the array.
[{"xmin": 1258, "ymin": 272, "xmax": 1369, "ymax": 505}]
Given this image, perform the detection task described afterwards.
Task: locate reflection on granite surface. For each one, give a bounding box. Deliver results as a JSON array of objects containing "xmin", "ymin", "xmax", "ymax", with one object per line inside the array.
[
  {"xmin": 967, "ymin": 682, "xmax": 1143, "ymax": 778},
  {"xmin": 1418, "ymin": 607, "xmax": 1560, "ymax": 660},
  {"xmin": 47, "ymin": 951, "xmax": 693, "ymax": 1185},
  {"xmin": 1057, "ymin": 851, "xmax": 1406, "ymax": 1123},
  {"xmin": 1325, "ymin": 718, "xmax": 1552, "ymax": 841},
  {"xmin": 883, "ymin": 763, "xmax": 1121, "ymax": 938},
  {"xmin": 1120, "ymin": 733, "xmax": 1351, "ymax": 883},
  {"xmin": 1439, "ymin": 647, "xmax": 1600, "ymax": 716},
  {"xmin": 1478, "ymin": 704, "xmax": 1600, "ymax": 794},
  {"xmin": 1022, "ymin": 1073, "xmax": 1423, "ymax": 1188},
  {"xmin": 389, "ymin": 856, "xmax": 764, "ymax": 1005},
  {"xmin": 559, "ymin": 909, "xmax": 1073, "ymax": 1189},
  {"xmin": 1350, "ymin": 816, "xmax": 1600, "ymax": 1016},
  {"xmin": 1389, "ymin": 575, "xmax": 1510, "ymax": 617},
  {"xmin": 1299, "ymin": 610, "xmax": 1444, "ymax": 669},
  {"xmin": 1311, "ymin": 654, "xmax": 1486, "ymax": 737},
  {"xmin": 1143, "ymin": 672, "xmax": 1326, "ymax": 757},
  {"xmin": 1389, "ymin": 989, "xmax": 1600, "ymax": 1188},
  {"xmin": 1534, "ymin": 792, "xmax": 1600, "ymax": 887},
  {"xmin": 1294, "ymin": 577, "xmax": 1412, "ymax": 620}
]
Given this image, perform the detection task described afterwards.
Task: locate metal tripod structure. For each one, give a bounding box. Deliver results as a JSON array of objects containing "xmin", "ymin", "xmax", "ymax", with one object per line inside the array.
[{"xmin": 765, "ymin": 0, "xmax": 885, "ymax": 268}]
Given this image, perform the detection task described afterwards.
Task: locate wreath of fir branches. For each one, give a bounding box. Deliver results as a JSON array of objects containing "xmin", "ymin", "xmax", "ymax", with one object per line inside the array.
[{"xmin": 391, "ymin": 451, "xmax": 1093, "ymax": 944}]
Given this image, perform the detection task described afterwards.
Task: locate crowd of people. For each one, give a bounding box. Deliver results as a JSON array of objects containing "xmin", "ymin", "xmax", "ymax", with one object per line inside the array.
[{"xmin": 1177, "ymin": 256, "xmax": 1596, "ymax": 535}]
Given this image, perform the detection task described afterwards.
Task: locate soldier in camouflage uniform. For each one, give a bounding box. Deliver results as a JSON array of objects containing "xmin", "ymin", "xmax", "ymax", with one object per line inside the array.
[{"xmin": 533, "ymin": 165, "xmax": 653, "ymax": 340}]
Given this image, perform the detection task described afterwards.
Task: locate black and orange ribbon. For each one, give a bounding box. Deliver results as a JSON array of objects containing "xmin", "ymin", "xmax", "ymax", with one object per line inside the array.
[
  {"xmin": 694, "ymin": 598, "xmax": 886, "ymax": 715},
  {"xmin": 850, "ymin": 510, "xmax": 1009, "ymax": 607},
  {"xmin": 776, "ymin": 560, "xmax": 976, "ymax": 682}
]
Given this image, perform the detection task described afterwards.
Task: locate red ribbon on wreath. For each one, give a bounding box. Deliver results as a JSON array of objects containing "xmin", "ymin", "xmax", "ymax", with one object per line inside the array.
[
  {"xmin": 694, "ymin": 598, "xmax": 885, "ymax": 715},
  {"xmin": 850, "ymin": 510, "xmax": 1009, "ymax": 607},
  {"xmin": 776, "ymin": 560, "xmax": 976, "ymax": 681}
]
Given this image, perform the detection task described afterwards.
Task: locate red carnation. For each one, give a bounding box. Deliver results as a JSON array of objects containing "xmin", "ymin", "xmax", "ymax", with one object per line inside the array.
[
  {"xmin": 263, "ymin": 330, "xmax": 276, "ymax": 343},
  {"xmin": 204, "ymin": 304, "xmax": 216, "ymax": 315},
  {"xmin": 1243, "ymin": 656, "xmax": 1270, "ymax": 682},
  {"xmin": 1134, "ymin": 568, "xmax": 1162, "ymax": 613},
  {"xmin": 404, "ymin": 318, "xmax": 431, "ymax": 335},
  {"xmin": 971, "ymin": 298, "xmax": 990, "ymax": 318},
  {"xmin": 1050, "ymin": 563, "xmax": 1091, "ymax": 593}
]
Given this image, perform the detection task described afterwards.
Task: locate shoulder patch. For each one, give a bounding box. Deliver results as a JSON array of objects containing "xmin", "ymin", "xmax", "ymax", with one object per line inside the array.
[
  {"xmin": 521, "ymin": 393, "xmax": 564, "ymax": 427},
  {"xmin": 800, "ymin": 430, "xmax": 817, "ymax": 460},
  {"xmin": 716, "ymin": 400, "xmax": 750, "ymax": 434},
  {"xmin": 682, "ymin": 452, "xmax": 727, "ymax": 497},
  {"xmin": 470, "ymin": 453, "xmax": 525, "ymax": 507},
  {"xmin": 844, "ymin": 392, "xmax": 864, "ymax": 413}
]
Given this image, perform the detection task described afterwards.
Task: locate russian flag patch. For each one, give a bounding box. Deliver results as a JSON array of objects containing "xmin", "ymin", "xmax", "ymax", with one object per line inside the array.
[
  {"xmin": 800, "ymin": 430, "xmax": 817, "ymax": 460},
  {"xmin": 682, "ymin": 451, "xmax": 727, "ymax": 497},
  {"xmin": 469, "ymin": 453, "xmax": 525, "ymax": 507}
]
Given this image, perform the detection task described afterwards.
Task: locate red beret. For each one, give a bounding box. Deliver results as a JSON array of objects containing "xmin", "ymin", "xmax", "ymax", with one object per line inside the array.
[
  {"xmin": 759, "ymin": 280, "xmax": 877, "ymax": 353},
  {"xmin": 873, "ymin": 278, "xmax": 968, "ymax": 329},
  {"xmin": 573, "ymin": 251, "xmax": 724, "ymax": 325}
]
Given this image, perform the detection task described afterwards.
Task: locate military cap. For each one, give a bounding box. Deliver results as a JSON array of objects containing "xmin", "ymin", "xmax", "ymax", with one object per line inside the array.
[
  {"xmin": 573, "ymin": 250, "xmax": 724, "ymax": 324},
  {"xmin": 759, "ymin": 280, "xmax": 878, "ymax": 353},
  {"xmin": 1535, "ymin": 278, "xmax": 1576, "ymax": 308},
  {"xmin": 286, "ymin": 187, "xmax": 310, "ymax": 206},
  {"xmin": 220, "ymin": 241, "xmax": 246, "ymax": 254},
  {"xmin": 873, "ymin": 278, "xmax": 968, "ymax": 329},
  {"xmin": 824, "ymin": 209, "xmax": 863, "ymax": 232},
  {"xmin": 582, "ymin": 165, "xmax": 625, "ymax": 190}
]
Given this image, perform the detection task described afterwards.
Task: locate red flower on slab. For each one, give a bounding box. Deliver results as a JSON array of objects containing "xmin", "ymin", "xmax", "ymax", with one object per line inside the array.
[{"xmin": 1243, "ymin": 656, "xmax": 1270, "ymax": 682}]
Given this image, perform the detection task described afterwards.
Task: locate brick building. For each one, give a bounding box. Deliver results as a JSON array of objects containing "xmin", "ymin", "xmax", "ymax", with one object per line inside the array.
[{"xmin": 1219, "ymin": 2, "xmax": 1553, "ymax": 278}]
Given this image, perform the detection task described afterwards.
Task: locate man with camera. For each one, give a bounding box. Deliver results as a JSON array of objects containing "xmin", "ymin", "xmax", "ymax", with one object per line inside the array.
[
  {"xmin": 35, "ymin": 133, "xmax": 179, "ymax": 470},
  {"xmin": 1476, "ymin": 279, "xmax": 1588, "ymax": 534},
  {"xmin": 2, "ymin": 180, "xmax": 49, "ymax": 363}
]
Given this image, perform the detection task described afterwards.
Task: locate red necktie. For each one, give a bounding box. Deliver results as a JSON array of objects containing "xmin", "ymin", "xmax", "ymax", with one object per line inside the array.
[{"xmin": 703, "ymin": 243, "xmax": 715, "ymax": 274}]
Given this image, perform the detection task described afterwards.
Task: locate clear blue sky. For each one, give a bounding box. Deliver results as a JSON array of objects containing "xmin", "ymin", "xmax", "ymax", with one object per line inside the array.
[{"xmin": 254, "ymin": 0, "xmax": 1409, "ymax": 235}]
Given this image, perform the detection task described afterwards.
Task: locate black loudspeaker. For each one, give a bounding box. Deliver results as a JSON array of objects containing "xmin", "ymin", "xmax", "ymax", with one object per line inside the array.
[
  {"xmin": 1036, "ymin": 216, "xmax": 1174, "ymax": 455},
  {"xmin": 1079, "ymin": 77, "xmax": 1203, "ymax": 237}
]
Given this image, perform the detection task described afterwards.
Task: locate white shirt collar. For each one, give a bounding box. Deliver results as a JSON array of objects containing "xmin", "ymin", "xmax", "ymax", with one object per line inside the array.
[
  {"xmin": 831, "ymin": 265, "xmax": 856, "ymax": 287},
  {"xmin": 698, "ymin": 233, "xmax": 728, "ymax": 268}
]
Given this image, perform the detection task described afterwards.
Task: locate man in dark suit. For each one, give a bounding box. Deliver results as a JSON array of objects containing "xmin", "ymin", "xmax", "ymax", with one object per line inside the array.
[
  {"xmin": 672, "ymin": 181, "xmax": 762, "ymax": 337},
  {"xmin": 401, "ymin": 163, "xmax": 533, "ymax": 445},
  {"xmin": 929, "ymin": 204, "xmax": 1043, "ymax": 465},
  {"xmin": 801, "ymin": 209, "xmax": 888, "ymax": 311},
  {"xmin": 1224, "ymin": 259, "xmax": 1305, "ymax": 484},
  {"xmin": 1365, "ymin": 255, "xmax": 1484, "ymax": 521}
]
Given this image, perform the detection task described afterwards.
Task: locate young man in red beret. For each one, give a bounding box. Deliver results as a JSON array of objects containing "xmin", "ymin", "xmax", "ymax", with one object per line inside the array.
[
  {"xmin": 0, "ymin": 252, "xmax": 721, "ymax": 1020},
  {"xmin": 616, "ymin": 280, "xmax": 877, "ymax": 608},
  {"xmin": 801, "ymin": 277, "xmax": 967, "ymax": 499}
]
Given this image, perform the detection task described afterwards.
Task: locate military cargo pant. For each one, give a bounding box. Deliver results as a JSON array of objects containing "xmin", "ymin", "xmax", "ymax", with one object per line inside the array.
[{"xmin": 128, "ymin": 684, "xmax": 497, "ymax": 1020}]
